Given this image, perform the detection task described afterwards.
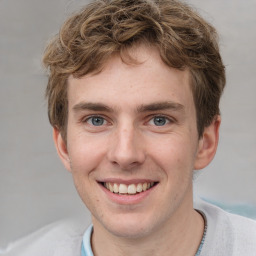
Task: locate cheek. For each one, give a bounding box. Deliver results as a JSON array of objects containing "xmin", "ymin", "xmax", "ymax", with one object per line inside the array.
[
  {"xmin": 148, "ymin": 135, "xmax": 197, "ymax": 175},
  {"xmin": 67, "ymin": 134, "xmax": 107, "ymax": 175}
]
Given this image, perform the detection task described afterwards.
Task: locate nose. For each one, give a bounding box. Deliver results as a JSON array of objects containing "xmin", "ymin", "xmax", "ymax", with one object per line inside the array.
[{"xmin": 107, "ymin": 124, "xmax": 146, "ymax": 170}]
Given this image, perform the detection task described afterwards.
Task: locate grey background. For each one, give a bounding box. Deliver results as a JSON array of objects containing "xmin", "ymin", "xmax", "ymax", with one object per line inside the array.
[{"xmin": 0, "ymin": 0, "xmax": 255, "ymax": 249}]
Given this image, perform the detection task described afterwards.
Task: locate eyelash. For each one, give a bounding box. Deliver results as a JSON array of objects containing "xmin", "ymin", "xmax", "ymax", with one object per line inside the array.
[
  {"xmin": 83, "ymin": 115, "xmax": 108, "ymax": 126},
  {"xmin": 147, "ymin": 115, "xmax": 173, "ymax": 127},
  {"xmin": 82, "ymin": 114, "xmax": 174, "ymax": 127}
]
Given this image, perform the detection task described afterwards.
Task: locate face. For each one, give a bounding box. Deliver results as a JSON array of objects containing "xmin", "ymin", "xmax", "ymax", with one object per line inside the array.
[{"xmin": 54, "ymin": 45, "xmax": 219, "ymax": 239}]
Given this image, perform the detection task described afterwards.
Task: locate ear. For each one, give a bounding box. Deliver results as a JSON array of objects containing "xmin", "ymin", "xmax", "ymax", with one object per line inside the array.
[
  {"xmin": 194, "ymin": 115, "xmax": 221, "ymax": 170},
  {"xmin": 53, "ymin": 127, "xmax": 72, "ymax": 172}
]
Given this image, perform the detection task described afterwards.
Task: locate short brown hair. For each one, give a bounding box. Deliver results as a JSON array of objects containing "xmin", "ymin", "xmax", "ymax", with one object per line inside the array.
[{"xmin": 43, "ymin": 0, "xmax": 225, "ymax": 139}]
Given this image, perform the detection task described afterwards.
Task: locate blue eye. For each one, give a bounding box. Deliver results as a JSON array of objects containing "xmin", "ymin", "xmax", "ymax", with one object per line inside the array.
[
  {"xmin": 152, "ymin": 116, "xmax": 168, "ymax": 126},
  {"xmin": 87, "ymin": 116, "xmax": 106, "ymax": 126}
]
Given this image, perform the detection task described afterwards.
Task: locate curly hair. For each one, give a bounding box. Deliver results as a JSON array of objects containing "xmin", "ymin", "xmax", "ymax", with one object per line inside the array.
[{"xmin": 43, "ymin": 0, "xmax": 225, "ymax": 140}]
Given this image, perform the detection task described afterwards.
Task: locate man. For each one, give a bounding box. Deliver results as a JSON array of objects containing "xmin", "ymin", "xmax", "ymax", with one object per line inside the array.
[{"xmin": 41, "ymin": 0, "xmax": 256, "ymax": 255}]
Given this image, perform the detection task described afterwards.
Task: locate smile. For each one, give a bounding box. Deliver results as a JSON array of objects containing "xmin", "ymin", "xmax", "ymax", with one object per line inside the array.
[{"xmin": 103, "ymin": 182, "xmax": 156, "ymax": 195}]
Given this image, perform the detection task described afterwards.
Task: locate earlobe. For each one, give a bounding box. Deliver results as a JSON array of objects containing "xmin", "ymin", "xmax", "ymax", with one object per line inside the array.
[
  {"xmin": 194, "ymin": 116, "xmax": 221, "ymax": 170},
  {"xmin": 53, "ymin": 128, "xmax": 72, "ymax": 172}
]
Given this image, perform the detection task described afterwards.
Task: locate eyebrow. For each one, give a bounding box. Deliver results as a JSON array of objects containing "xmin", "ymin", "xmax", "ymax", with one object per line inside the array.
[
  {"xmin": 137, "ymin": 101, "xmax": 184, "ymax": 113},
  {"xmin": 73, "ymin": 102, "xmax": 113, "ymax": 112},
  {"xmin": 72, "ymin": 101, "xmax": 184, "ymax": 113}
]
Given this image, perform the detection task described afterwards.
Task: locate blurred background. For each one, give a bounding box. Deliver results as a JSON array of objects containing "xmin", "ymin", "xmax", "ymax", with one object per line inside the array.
[{"xmin": 0, "ymin": 0, "xmax": 256, "ymax": 250}]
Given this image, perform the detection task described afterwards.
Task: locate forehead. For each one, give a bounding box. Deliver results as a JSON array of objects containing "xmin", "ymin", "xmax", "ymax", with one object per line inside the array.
[{"xmin": 67, "ymin": 45, "xmax": 193, "ymax": 111}]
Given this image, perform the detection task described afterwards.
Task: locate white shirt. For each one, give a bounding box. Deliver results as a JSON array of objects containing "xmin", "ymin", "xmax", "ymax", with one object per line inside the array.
[{"xmin": 2, "ymin": 200, "xmax": 256, "ymax": 256}]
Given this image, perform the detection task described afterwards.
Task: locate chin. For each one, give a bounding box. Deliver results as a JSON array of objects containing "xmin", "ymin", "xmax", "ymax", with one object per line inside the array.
[
  {"xmin": 106, "ymin": 223, "xmax": 151, "ymax": 239},
  {"xmin": 97, "ymin": 211, "xmax": 159, "ymax": 239}
]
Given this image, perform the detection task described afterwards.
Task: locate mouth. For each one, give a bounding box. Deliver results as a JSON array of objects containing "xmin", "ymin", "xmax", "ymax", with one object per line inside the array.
[{"xmin": 101, "ymin": 182, "xmax": 157, "ymax": 195}]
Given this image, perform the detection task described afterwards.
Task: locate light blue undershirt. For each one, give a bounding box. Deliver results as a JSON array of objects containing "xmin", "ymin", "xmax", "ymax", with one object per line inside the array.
[{"xmin": 81, "ymin": 224, "xmax": 94, "ymax": 256}]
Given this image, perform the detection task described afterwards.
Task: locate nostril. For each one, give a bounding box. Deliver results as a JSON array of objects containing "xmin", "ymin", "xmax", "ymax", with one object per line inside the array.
[{"xmin": 111, "ymin": 160, "xmax": 142, "ymax": 171}]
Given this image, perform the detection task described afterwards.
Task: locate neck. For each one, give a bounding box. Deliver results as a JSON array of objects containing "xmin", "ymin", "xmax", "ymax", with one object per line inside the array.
[{"xmin": 91, "ymin": 194, "xmax": 204, "ymax": 256}]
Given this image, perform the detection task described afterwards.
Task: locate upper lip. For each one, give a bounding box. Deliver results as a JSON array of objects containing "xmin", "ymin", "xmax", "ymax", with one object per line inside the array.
[{"xmin": 97, "ymin": 179, "xmax": 158, "ymax": 185}]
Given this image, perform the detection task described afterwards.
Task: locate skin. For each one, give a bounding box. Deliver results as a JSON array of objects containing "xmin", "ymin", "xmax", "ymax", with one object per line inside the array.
[{"xmin": 54, "ymin": 45, "xmax": 220, "ymax": 256}]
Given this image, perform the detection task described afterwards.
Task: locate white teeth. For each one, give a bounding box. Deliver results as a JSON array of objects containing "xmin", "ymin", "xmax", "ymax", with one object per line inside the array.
[
  {"xmin": 127, "ymin": 184, "xmax": 137, "ymax": 194},
  {"xmin": 136, "ymin": 183, "xmax": 143, "ymax": 193},
  {"xmin": 104, "ymin": 182, "xmax": 155, "ymax": 195},
  {"xmin": 119, "ymin": 184, "xmax": 128, "ymax": 194},
  {"xmin": 142, "ymin": 183, "xmax": 148, "ymax": 191},
  {"xmin": 113, "ymin": 183, "xmax": 119, "ymax": 193},
  {"xmin": 109, "ymin": 183, "xmax": 114, "ymax": 192}
]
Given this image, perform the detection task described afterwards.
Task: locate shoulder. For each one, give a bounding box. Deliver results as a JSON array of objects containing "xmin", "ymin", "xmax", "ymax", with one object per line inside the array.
[
  {"xmin": 195, "ymin": 199, "xmax": 256, "ymax": 256},
  {"xmin": 226, "ymin": 212, "xmax": 256, "ymax": 253},
  {"xmin": 1, "ymin": 218, "xmax": 87, "ymax": 256}
]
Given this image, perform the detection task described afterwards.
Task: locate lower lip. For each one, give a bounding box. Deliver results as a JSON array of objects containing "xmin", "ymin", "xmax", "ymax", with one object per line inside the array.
[{"xmin": 99, "ymin": 183, "xmax": 157, "ymax": 205}]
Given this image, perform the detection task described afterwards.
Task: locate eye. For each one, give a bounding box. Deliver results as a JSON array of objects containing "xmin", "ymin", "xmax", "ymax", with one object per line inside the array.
[
  {"xmin": 86, "ymin": 116, "xmax": 106, "ymax": 126},
  {"xmin": 149, "ymin": 116, "xmax": 170, "ymax": 126}
]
